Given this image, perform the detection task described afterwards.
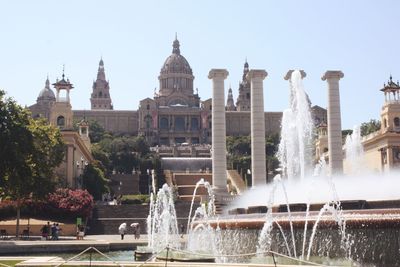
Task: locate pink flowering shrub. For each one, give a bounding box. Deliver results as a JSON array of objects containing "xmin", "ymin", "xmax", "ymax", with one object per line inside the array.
[
  {"xmin": 47, "ymin": 188, "xmax": 94, "ymax": 218},
  {"xmin": 0, "ymin": 189, "xmax": 94, "ymax": 220}
]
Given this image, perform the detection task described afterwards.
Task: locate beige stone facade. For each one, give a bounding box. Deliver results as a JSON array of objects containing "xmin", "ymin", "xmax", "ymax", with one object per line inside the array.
[
  {"xmin": 29, "ymin": 71, "xmax": 94, "ymax": 188},
  {"xmin": 30, "ymin": 38, "xmax": 327, "ymax": 149},
  {"xmin": 356, "ymin": 76, "xmax": 400, "ymax": 173}
]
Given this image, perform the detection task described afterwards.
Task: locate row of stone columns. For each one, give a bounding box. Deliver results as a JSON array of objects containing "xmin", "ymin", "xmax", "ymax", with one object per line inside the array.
[{"xmin": 209, "ymin": 69, "xmax": 344, "ymax": 195}]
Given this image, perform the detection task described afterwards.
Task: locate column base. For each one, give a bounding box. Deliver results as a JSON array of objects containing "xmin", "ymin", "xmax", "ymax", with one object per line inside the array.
[{"xmin": 212, "ymin": 187, "xmax": 236, "ymax": 207}]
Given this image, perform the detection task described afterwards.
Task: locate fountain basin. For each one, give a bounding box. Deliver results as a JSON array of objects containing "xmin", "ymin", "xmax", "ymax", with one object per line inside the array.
[
  {"xmin": 134, "ymin": 246, "xmax": 153, "ymax": 261},
  {"xmin": 199, "ymin": 208, "xmax": 400, "ymax": 230},
  {"xmin": 155, "ymin": 250, "xmax": 215, "ymax": 263}
]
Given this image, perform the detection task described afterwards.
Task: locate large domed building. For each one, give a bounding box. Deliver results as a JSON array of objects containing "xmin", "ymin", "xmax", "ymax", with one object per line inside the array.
[
  {"xmin": 31, "ymin": 37, "xmax": 323, "ymax": 150},
  {"xmin": 138, "ymin": 37, "xmax": 205, "ymax": 145}
]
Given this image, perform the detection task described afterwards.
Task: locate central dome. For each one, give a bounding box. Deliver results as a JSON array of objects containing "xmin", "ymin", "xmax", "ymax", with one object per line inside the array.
[{"xmin": 160, "ymin": 38, "xmax": 192, "ymax": 75}]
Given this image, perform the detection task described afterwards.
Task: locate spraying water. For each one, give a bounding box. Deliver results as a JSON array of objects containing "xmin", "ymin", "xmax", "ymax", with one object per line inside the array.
[
  {"xmin": 277, "ymin": 70, "xmax": 314, "ymax": 180},
  {"xmin": 147, "ymin": 184, "xmax": 180, "ymax": 253},
  {"xmin": 344, "ymin": 125, "xmax": 365, "ymax": 175}
]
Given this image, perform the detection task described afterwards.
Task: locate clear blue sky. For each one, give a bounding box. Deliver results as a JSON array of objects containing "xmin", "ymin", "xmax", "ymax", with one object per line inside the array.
[{"xmin": 1, "ymin": 0, "xmax": 399, "ymax": 129}]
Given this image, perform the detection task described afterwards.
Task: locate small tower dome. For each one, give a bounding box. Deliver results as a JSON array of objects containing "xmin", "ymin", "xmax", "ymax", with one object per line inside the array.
[{"xmin": 37, "ymin": 77, "xmax": 56, "ymax": 102}]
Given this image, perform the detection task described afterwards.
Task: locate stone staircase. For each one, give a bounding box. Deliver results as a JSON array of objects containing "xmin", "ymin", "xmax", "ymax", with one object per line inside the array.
[
  {"xmin": 87, "ymin": 202, "xmax": 199, "ymax": 235},
  {"xmin": 226, "ymin": 169, "xmax": 246, "ymax": 194},
  {"xmin": 173, "ymin": 173, "xmax": 212, "ymax": 202},
  {"xmin": 110, "ymin": 173, "xmax": 140, "ymax": 195}
]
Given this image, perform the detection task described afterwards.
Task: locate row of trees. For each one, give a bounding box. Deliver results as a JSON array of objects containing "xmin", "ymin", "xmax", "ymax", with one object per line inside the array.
[
  {"xmin": 226, "ymin": 134, "xmax": 281, "ymax": 185},
  {"xmin": 0, "ymin": 90, "xmax": 66, "ymax": 237},
  {"xmin": 80, "ymin": 120, "xmax": 163, "ymax": 198}
]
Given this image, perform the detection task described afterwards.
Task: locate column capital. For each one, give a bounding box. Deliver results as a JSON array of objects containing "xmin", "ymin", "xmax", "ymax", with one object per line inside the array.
[
  {"xmin": 246, "ymin": 69, "xmax": 268, "ymax": 81},
  {"xmin": 284, "ymin": 70, "xmax": 306, "ymax": 80},
  {"xmin": 208, "ymin": 69, "xmax": 229, "ymax": 80},
  {"xmin": 322, "ymin": 70, "xmax": 344, "ymax": 81}
]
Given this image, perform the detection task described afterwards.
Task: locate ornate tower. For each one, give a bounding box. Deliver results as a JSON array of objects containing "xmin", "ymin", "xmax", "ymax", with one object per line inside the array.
[
  {"xmin": 380, "ymin": 75, "xmax": 400, "ymax": 133},
  {"xmin": 226, "ymin": 86, "xmax": 236, "ymax": 111},
  {"xmin": 236, "ymin": 60, "xmax": 251, "ymax": 111},
  {"xmin": 49, "ymin": 69, "xmax": 74, "ymax": 130},
  {"xmin": 90, "ymin": 58, "xmax": 113, "ymax": 110}
]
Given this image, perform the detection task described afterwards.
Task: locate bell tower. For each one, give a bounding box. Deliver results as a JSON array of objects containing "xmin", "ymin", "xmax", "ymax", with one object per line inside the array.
[
  {"xmin": 90, "ymin": 58, "xmax": 113, "ymax": 110},
  {"xmin": 49, "ymin": 67, "xmax": 74, "ymax": 130},
  {"xmin": 380, "ymin": 75, "xmax": 400, "ymax": 133},
  {"xmin": 236, "ymin": 60, "xmax": 251, "ymax": 111},
  {"xmin": 226, "ymin": 86, "xmax": 236, "ymax": 111}
]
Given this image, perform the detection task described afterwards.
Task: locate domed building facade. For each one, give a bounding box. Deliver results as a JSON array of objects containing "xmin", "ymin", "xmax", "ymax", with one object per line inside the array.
[
  {"xmin": 137, "ymin": 37, "xmax": 206, "ymax": 145},
  {"xmin": 31, "ymin": 37, "xmax": 324, "ymax": 150}
]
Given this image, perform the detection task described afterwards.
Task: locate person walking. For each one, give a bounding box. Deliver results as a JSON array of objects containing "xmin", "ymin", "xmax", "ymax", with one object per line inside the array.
[
  {"xmin": 118, "ymin": 223, "xmax": 127, "ymax": 240},
  {"xmin": 40, "ymin": 224, "xmax": 48, "ymax": 240},
  {"xmin": 130, "ymin": 223, "xmax": 140, "ymax": 239},
  {"xmin": 51, "ymin": 223, "xmax": 57, "ymax": 240}
]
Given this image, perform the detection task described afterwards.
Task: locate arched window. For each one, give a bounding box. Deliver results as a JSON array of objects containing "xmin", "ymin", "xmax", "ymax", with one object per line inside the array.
[
  {"xmin": 384, "ymin": 118, "xmax": 387, "ymax": 128},
  {"xmin": 99, "ymin": 91, "xmax": 103, "ymax": 97},
  {"xmin": 394, "ymin": 117, "xmax": 400, "ymax": 127},
  {"xmin": 160, "ymin": 117, "xmax": 169, "ymax": 129},
  {"xmin": 174, "ymin": 117, "xmax": 185, "ymax": 131},
  {"xmin": 57, "ymin": 116, "xmax": 65, "ymax": 127},
  {"xmin": 147, "ymin": 104, "xmax": 150, "ymax": 110}
]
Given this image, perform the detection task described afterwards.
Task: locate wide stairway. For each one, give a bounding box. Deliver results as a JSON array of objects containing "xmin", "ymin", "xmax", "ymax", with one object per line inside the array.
[
  {"xmin": 87, "ymin": 202, "xmax": 198, "ymax": 235},
  {"xmin": 109, "ymin": 173, "xmax": 140, "ymax": 195},
  {"xmin": 173, "ymin": 173, "xmax": 212, "ymax": 202}
]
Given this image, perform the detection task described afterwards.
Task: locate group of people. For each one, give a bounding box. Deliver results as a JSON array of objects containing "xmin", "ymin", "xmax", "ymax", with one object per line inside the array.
[
  {"xmin": 118, "ymin": 222, "xmax": 140, "ymax": 240},
  {"xmin": 40, "ymin": 222, "xmax": 61, "ymax": 240}
]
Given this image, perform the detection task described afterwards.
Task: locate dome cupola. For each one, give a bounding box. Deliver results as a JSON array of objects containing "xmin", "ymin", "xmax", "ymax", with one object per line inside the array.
[
  {"xmin": 158, "ymin": 35, "xmax": 195, "ymax": 97},
  {"xmin": 37, "ymin": 76, "xmax": 56, "ymax": 102}
]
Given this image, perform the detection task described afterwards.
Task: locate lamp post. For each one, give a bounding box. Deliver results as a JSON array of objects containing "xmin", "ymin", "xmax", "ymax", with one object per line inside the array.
[
  {"xmin": 147, "ymin": 169, "xmax": 151, "ymax": 195},
  {"xmin": 151, "ymin": 169, "xmax": 156, "ymax": 195},
  {"xmin": 118, "ymin": 181, "xmax": 122, "ymax": 197}
]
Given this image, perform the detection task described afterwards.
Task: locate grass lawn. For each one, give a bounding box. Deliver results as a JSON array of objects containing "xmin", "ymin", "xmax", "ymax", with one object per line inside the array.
[{"xmin": 0, "ymin": 260, "xmax": 22, "ymax": 267}]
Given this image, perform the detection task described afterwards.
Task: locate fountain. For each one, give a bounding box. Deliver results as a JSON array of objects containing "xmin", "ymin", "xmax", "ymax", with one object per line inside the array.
[
  {"xmin": 140, "ymin": 69, "xmax": 400, "ymax": 266},
  {"xmin": 191, "ymin": 70, "xmax": 400, "ymax": 266}
]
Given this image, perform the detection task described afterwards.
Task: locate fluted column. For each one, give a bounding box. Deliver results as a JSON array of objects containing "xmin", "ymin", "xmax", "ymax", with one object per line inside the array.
[
  {"xmin": 322, "ymin": 71, "xmax": 344, "ymax": 175},
  {"xmin": 208, "ymin": 69, "xmax": 229, "ymax": 192},
  {"xmin": 247, "ymin": 69, "xmax": 268, "ymax": 187}
]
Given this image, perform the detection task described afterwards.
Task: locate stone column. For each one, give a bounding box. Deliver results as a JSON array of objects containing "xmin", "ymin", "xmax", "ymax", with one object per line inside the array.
[
  {"xmin": 208, "ymin": 69, "xmax": 229, "ymax": 193},
  {"xmin": 247, "ymin": 69, "xmax": 268, "ymax": 187},
  {"xmin": 322, "ymin": 71, "xmax": 344, "ymax": 175}
]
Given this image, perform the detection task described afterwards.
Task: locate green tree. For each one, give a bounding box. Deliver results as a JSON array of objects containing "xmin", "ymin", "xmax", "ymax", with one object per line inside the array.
[
  {"xmin": 88, "ymin": 119, "xmax": 106, "ymax": 143},
  {"xmin": 91, "ymin": 144, "xmax": 112, "ymax": 175},
  {"xmin": 226, "ymin": 134, "xmax": 281, "ymax": 185},
  {"xmin": 81, "ymin": 162, "xmax": 109, "ymax": 200},
  {"xmin": 360, "ymin": 119, "xmax": 381, "ymax": 136},
  {"xmin": 227, "ymin": 136, "xmax": 251, "ymax": 156},
  {"xmin": 0, "ymin": 90, "xmax": 64, "ymax": 237}
]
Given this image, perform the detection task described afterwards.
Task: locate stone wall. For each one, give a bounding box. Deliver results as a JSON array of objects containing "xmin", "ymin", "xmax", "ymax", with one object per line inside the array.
[{"xmin": 74, "ymin": 110, "xmax": 139, "ymax": 135}]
